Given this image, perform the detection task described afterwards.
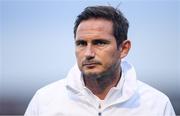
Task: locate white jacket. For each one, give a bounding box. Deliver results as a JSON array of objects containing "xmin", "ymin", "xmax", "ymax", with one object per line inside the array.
[{"xmin": 25, "ymin": 61, "xmax": 176, "ymax": 116}]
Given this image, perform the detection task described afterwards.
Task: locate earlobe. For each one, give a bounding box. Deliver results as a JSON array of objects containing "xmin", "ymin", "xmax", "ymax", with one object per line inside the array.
[{"xmin": 119, "ymin": 40, "xmax": 131, "ymax": 59}]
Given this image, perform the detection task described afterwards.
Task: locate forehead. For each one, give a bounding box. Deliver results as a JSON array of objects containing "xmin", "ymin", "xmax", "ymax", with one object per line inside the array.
[{"xmin": 76, "ymin": 18, "xmax": 113, "ymax": 38}]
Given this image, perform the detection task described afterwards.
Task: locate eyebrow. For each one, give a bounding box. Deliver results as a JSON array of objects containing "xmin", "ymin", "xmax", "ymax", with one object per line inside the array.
[
  {"xmin": 75, "ymin": 39, "xmax": 86, "ymax": 43},
  {"xmin": 92, "ymin": 39, "xmax": 110, "ymax": 43}
]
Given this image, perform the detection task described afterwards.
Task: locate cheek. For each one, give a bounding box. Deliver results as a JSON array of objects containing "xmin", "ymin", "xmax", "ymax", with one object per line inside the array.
[
  {"xmin": 75, "ymin": 48, "xmax": 81, "ymax": 57},
  {"xmin": 101, "ymin": 51, "xmax": 120, "ymax": 65},
  {"xmin": 75, "ymin": 51, "xmax": 83, "ymax": 70},
  {"xmin": 75, "ymin": 50, "xmax": 84, "ymax": 64}
]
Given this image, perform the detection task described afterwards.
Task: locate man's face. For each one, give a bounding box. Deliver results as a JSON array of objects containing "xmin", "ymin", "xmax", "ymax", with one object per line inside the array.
[{"xmin": 75, "ymin": 18, "xmax": 121, "ymax": 77}]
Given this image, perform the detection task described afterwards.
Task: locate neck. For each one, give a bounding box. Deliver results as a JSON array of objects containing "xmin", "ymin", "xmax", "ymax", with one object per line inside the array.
[{"xmin": 83, "ymin": 66, "xmax": 121, "ymax": 100}]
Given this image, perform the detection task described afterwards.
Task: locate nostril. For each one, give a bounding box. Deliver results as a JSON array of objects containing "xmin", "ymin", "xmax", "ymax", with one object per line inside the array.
[{"xmin": 86, "ymin": 55, "xmax": 94, "ymax": 60}]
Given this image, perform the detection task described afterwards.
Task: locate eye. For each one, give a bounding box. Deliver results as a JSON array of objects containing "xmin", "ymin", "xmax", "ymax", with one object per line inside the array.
[
  {"xmin": 75, "ymin": 40, "xmax": 87, "ymax": 47},
  {"xmin": 93, "ymin": 40, "xmax": 109, "ymax": 46}
]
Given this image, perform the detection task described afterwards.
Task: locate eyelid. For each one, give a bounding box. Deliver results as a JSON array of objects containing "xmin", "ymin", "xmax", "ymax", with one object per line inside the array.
[
  {"xmin": 75, "ymin": 40, "xmax": 87, "ymax": 46},
  {"xmin": 75, "ymin": 39, "xmax": 110, "ymax": 46},
  {"xmin": 93, "ymin": 39, "xmax": 110, "ymax": 45}
]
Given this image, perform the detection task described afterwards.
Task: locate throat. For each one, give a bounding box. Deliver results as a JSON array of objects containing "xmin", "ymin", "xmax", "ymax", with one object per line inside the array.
[{"xmin": 83, "ymin": 71, "xmax": 121, "ymax": 100}]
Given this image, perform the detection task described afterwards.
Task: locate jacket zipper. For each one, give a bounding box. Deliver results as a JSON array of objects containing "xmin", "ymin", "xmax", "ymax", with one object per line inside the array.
[{"xmin": 98, "ymin": 103, "xmax": 102, "ymax": 116}]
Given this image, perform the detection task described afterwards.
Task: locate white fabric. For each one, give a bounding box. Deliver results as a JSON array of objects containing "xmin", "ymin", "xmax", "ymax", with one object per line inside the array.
[{"xmin": 25, "ymin": 61, "xmax": 176, "ymax": 116}]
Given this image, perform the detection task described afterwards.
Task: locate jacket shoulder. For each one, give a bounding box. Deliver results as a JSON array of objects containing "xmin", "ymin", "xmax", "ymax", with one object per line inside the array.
[
  {"xmin": 35, "ymin": 78, "xmax": 68, "ymax": 101},
  {"xmin": 137, "ymin": 80, "xmax": 170, "ymax": 102},
  {"xmin": 38, "ymin": 78, "xmax": 66, "ymax": 92}
]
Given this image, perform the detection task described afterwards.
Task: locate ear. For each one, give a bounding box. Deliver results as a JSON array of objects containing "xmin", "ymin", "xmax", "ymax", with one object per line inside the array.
[{"xmin": 119, "ymin": 40, "xmax": 131, "ymax": 59}]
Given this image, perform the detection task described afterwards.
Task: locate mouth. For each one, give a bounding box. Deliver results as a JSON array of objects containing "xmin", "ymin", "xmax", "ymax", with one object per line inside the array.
[{"xmin": 82, "ymin": 62, "xmax": 100, "ymax": 68}]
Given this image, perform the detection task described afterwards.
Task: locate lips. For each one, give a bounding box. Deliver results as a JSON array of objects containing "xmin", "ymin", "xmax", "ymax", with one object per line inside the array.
[
  {"xmin": 83, "ymin": 63, "xmax": 98, "ymax": 66},
  {"xmin": 82, "ymin": 61, "xmax": 101, "ymax": 67}
]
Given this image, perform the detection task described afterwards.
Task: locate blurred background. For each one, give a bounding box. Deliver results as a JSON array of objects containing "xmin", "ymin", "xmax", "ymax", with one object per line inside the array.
[{"xmin": 0, "ymin": 0, "xmax": 179, "ymax": 115}]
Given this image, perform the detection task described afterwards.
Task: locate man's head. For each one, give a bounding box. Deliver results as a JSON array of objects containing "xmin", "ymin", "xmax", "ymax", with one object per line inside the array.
[
  {"xmin": 74, "ymin": 6, "xmax": 131, "ymax": 77},
  {"xmin": 74, "ymin": 6, "xmax": 129, "ymax": 48}
]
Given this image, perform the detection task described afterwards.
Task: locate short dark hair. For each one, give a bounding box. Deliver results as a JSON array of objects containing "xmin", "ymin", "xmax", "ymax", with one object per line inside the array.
[{"xmin": 74, "ymin": 5, "xmax": 129, "ymax": 48}]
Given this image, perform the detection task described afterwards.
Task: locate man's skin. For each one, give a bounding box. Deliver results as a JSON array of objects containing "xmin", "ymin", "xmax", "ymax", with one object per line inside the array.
[{"xmin": 75, "ymin": 18, "xmax": 131, "ymax": 100}]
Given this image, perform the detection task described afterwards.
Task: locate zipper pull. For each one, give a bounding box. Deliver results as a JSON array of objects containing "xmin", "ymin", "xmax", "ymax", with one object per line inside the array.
[
  {"xmin": 99, "ymin": 103, "xmax": 101, "ymax": 109},
  {"xmin": 98, "ymin": 103, "xmax": 102, "ymax": 116}
]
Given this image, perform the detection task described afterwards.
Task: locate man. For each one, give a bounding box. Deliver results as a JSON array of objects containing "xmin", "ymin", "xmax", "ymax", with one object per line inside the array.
[{"xmin": 25, "ymin": 6, "xmax": 176, "ymax": 116}]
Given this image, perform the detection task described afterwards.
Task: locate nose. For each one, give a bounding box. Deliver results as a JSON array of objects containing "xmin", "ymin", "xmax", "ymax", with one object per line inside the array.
[{"xmin": 85, "ymin": 44, "xmax": 95, "ymax": 60}]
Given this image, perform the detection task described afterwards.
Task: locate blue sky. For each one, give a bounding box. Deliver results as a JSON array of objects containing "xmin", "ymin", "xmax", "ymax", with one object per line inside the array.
[
  {"xmin": 0, "ymin": 0, "xmax": 179, "ymax": 101},
  {"xmin": 0, "ymin": 0, "xmax": 180, "ymax": 114}
]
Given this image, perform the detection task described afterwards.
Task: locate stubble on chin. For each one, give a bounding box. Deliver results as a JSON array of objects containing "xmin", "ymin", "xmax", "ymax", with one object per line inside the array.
[{"xmin": 82, "ymin": 70, "xmax": 101, "ymax": 79}]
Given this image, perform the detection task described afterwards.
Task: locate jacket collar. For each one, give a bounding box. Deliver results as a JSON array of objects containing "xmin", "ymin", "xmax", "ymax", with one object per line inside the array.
[{"xmin": 65, "ymin": 61, "xmax": 138, "ymax": 106}]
